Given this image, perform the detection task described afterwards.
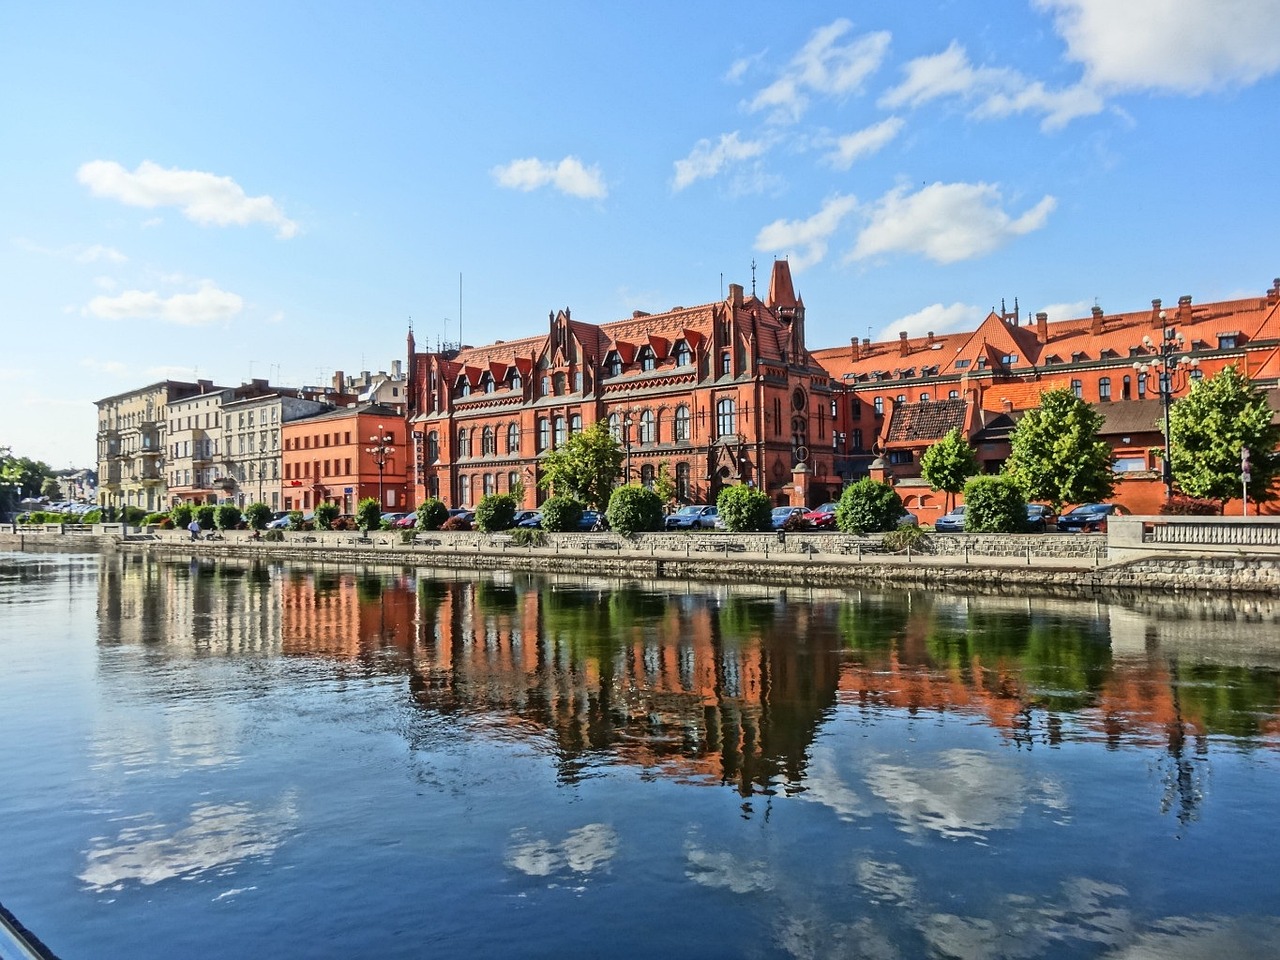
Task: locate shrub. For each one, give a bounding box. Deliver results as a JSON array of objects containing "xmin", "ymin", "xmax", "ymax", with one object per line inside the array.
[
  {"xmin": 170, "ymin": 504, "xmax": 193, "ymax": 528},
  {"xmin": 244, "ymin": 502, "xmax": 273, "ymax": 530},
  {"xmin": 963, "ymin": 475, "xmax": 1027, "ymax": 533},
  {"xmin": 195, "ymin": 505, "xmax": 217, "ymax": 530},
  {"xmin": 835, "ymin": 478, "xmax": 903, "ymax": 534},
  {"xmin": 158, "ymin": 517, "xmax": 174, "ymax": 529},
  {"xmin": 263, "ymin": 528, "xmax": 284, "ymax": 542},
  {"xmin": 882, "ymin": 525, "xmax": 927, "ymax": 552},
  {"xmin": 82, "ymin": 509, "xmax": 102, "ymax": 524},
  {"xmin": 475, "ymin": 493, "xmax": 518, "ymax": 532},
  {"xmin": 416, "ymin": 498, "xmax": 448, "ymax": 530},
  {"xmin": 142, "ymin": 512, "xmax": 169, "ymax": 526},
  {"xmin": 286, "ymin": 510, "xmax": 304, "ymax": 530},
  {"xmin": 356, "ymin": 497, "xmax": 382, "ymax": 532},
  {"xmin": 510, "ymin": 528, "xmax": 546, "ymax": 548},
  {"xmin": 314, "ymin": 502, "xmax": 340, "ymax": 530},
  {"xmin": 540, "ymin": 496, "xmax": 584, "ymax": 533},
  {"xmin": 440, "ymin": 515, "xmax": 471, "ymax": 531},
  {"xmin": 216, "ymin": 503, "xmax": 243, "ymax": 531},
  {"xmin": 716, "ymin": 484, "xmax": 772, "ymax": 532},
  {"xmin": 121, "ymin": 506, "xmax": 146, "ymax": 525},
  {"xmin": 1160, "ymin": 494, "xmax": 1220, "ymax": 516},
  {"xmin": 607, "ymin": 485, "xmax": 664, "ymax": 535}
]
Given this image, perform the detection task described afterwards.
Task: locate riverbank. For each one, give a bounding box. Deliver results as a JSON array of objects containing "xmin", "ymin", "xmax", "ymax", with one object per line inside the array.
[{"xmin": 5, "ymin": 524, "xmax": 1280, "ymax": 597}]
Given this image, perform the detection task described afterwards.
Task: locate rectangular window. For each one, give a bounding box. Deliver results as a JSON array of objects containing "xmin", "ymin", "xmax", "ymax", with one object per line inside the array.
[{"xmin": 1113, "ymin": 456, "xmax": 1148, "ymax": 473}]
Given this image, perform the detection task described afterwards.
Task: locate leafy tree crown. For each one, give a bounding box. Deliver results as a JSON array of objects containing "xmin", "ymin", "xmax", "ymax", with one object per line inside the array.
[
  {"xmin": 963, "ymin": 475, "xmax": 1027, "ymax": 532},
  {"xmin": 537, "ymin": 421, "xmax": 623, "ymax": 509},
  {"xmin": 716, "ymin": 484, "xmax": 771, "ymax": 532},
  {"xmin": 835, "ymin": 478, "xmax": 904, "ymax": 533},
  {"xmin": 607, "ymin": 485, "xmax": 664, "ymax": 535},
  {"xmin": 1003, "ymin": 388, "xmax": 1114, "ymax": 513}
]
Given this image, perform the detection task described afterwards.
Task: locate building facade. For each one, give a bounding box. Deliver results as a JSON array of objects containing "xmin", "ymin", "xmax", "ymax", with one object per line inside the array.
[
  {"xmin": 406, "ymin": 261, "xmax": 839, "ymax": 510},
  {"xmin": 281, "ymin": 402, "xmax": 408, "ymax": 514}
]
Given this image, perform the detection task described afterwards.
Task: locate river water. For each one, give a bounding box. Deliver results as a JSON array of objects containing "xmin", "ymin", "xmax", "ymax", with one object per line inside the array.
[{"xmin": 1, "ymin": 551, "xmax": 1278, "ymax": 959}]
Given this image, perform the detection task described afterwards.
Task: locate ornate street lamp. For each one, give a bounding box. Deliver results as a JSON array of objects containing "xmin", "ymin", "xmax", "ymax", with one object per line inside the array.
[
  {"xmin": 1133, "ymin": 312, "xmax": 1200, "ymax": 500},
  {"xmin": 366, "ymin": 424, "xmax": 394, "ymax": 509},
  {"xmin": 623, "ymin": 415, "xmax": 633, "ymax": 484}
]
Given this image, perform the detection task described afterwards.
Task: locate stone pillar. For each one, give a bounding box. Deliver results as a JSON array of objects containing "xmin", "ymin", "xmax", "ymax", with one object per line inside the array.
[{"xmin": 790, "ymin": 462, "xmax": 810, "ymax": 507}]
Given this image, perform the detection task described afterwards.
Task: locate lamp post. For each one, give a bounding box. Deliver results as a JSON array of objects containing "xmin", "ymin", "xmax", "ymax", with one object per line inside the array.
[
  {"xmin": 258, "ymin": 437, "xmax": 267, "ymax": 506},
  {"xmin": 1133, "ymin": 312, "xmax": 1200, "ymax": 500},
  {"xmin": 366, "ymin": 424, "xmax": 394, "ymax": 509},
  {"xmin": 623, "ymin": 415, "xmax": 633, "ymax": 484}
]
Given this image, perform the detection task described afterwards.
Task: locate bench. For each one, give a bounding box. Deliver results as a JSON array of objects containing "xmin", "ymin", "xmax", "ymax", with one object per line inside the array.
[
  {"xmin": 586, "ymin": 540, "xmax": 621, "ymax": 550},
  {"xmin": 347, "ymin": 536, "xmax": 374, "ymax": 545},
  {"xmin": 299, "ymin": 535, "xmax": 319, "ymax": 544},
  {"xmin": 413, "ymin": 536, "xmax": 441, "ymax": 547},
  {"xmin": 695, "ymin": 542, "xmax": 745, "ymax": 554},
  {"xmin": 489, "ymin": 535, "xmax": 515, "ymax": 548}
]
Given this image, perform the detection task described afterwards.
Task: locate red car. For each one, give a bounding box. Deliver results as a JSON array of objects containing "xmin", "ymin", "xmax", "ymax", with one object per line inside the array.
[{"xmin": 803, "ymin": 502, "xmax": 839, "ymax": 529}]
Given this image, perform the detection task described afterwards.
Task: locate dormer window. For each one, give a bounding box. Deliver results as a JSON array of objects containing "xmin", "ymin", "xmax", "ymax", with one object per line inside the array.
[
  {"xmin": 458, "ymin": 379, "xmax": 471, "ymax": 397},
  {"xmin": 674, "ymin": 340, "xmax": 692, "ymax": 366},
  {"xmin": 1071, "ymin": 351, "xmax": 1086, "ymax": 362},
  {"xmin": 606, "ymin": 352, "xmax": 622, "ymax": 378},
  {"xmin": 639, "ymin": 347, "xmax": 656, "ymax": 372},
  {"xmin": 1001, "ymin": 354, "xmax": 1018, "ymax": 366},
  {"xmin": 510, "ymin": 372, "xmax": 523, "ymax": 391},
  {"xmin": 1218, "ymin": 334, "xmax": 1238, "ymax": 349},
  {"xmin": 954, "ymin": 359, "xmax": 970, "ymax": 369},
  {"xmin": 483, "ymin": 375, "xmax": 495, "ymax": 394}
]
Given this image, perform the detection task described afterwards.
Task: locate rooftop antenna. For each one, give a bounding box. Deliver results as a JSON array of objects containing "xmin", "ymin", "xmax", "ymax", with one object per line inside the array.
[
  {"xmin": 750, "ymin": 259, "xmax": 757, "ymax": 297},
  {"xmin": 458, "ymin": 272, "xmax": 463, "ymax": 349}
]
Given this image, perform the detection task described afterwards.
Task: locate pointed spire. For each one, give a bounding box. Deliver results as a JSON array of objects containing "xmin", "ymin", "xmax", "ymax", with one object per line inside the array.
[{"xmin": 767, "ymin": 259, "xmax": 799, "ymax": 311}]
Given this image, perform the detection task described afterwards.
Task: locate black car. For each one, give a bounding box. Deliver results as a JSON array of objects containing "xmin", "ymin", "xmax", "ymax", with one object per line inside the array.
[
  {"xmin": 1057, "ymin": 503, "xmax": 1128, "ymax": 533},
  {"xmin": 1025, "ymin": 504, "xmax": 1055, "ymax": 532}
]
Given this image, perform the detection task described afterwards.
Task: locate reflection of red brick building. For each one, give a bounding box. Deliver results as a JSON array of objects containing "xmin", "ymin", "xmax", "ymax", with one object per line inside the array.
[
  {"xmin": 281, "ymin": 402, "xmax": 409, "ymax": 513},
  {"xmin": 406, "ymin": 261, "xmax": 845, "ymax": 509}
]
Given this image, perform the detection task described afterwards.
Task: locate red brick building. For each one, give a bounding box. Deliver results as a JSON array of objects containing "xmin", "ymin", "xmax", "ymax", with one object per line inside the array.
[
  {"xmin": 281, "ymin": 402, "xmax": 408, "ymax": 514},
  {"xmin": 406, "ymin": 261, "xmax": 843, "ymax": 509}
]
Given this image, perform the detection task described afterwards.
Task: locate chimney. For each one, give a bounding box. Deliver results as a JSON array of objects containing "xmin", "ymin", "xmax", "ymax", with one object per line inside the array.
[
  {"xmin": 1177, "ymin": 295, "xmax": 1192, "ymax": 321},
  {"xmin": 850, "ymin": 337, "xmax": 860, "ymax": 361},
  {"xmin": 1090, "ymin": 305, "xmax": 1104, "ymax": 336},
  {"xmin": 333, "ymin": 370, "xmax": 344, "ymax": 392},
  {"xmin": 728, "ymin": 283, "xmax": 744, "ymax": 307},
  {"xmin": 392, "ymin": 360, "xmax": 401, "ymax": 377},
  {"xmin": 862, "ymin": 337, "xmax": 872, "ymax": 354},
  {"xmin": 927, "ymin": 331, "xmax": 936, "ymax": 347},
  {"xmin": 1150, "ymin": 298, "xmax": 1162, "ymax": 325},
  {"xmin": 1036, "ymin": 311, "xmax": 1049, "ymax": 343},
  {"xmin": 361, "ymin": 370, "xmax": 371, "ymax": 382},
  {"xmin": 1269, "ymin": 279, "xmax": 1280, "ymax": 306},
  {"xmin": 1001, "ymin": 398, "xmax": 1014, "ymax": 414},
  {"xmin": 899, "ymin": 331, "xmax": 909, "ymax": 357}
]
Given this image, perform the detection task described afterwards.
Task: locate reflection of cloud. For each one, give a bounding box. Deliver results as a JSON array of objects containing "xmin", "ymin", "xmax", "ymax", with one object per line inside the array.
[
  {"xmin": 79, "ymin": 798, "xmax": 296, "ymax": 892},
  {"xmin": 865, "ymin": 749, "xmax": 1025, "ymax": 839},
  {"xmin": 856, "ymin": 858, "xmax": 916, "ymax": 908},
  {"xmin": 797, "ymin": 748, "xmax": 869, "ymax": 820},
  {"xmin": 506, "ymin": 823, "xmax": 617, "ymax": 879},
  {"xmin": 1102, "ymin": 915, "xmax": 1280, "ymax": 959},
  {"xmin": 684, "ymin": 843, "xmax": 774, "ymax": 894}
]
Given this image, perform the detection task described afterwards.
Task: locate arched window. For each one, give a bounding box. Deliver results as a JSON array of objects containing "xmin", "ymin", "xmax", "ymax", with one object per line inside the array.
[
  {"xmin": 640, "ymin": 464, "xmax": 655, "ymax": 487},
  {"xmin": 1137, "ymin": 373, "xmax": 1147, "ymax": 399},
  {"xmin": 720, "ymin": 352, "xmax": 731, "ymax": 376},
  {"xmin": 541, "ymin": 376, "xmax": 551, "ymax": 398},
  {"xmin": 716, "ymin": 398, "xmax": 736, "ymax": 437},
  {"xmin": 639, "ymin": 410, "xmax": 655, "ymax": 444},
  {"xmin": 606, "ymin": 353, "xmax": 622, "ymax": 378},
  {"xmin": 640, "ymin": 348, "xmax": 656, "ymax": 372},
  {"xmin": 458, "ymin": 475, "xmax": 470, "ymax": 506},
  {"xmin": 510, "ymin": 372, "xmax": 522, "ymax": 391},
  {"xmin": 1071, "ymin": 379, "xmax": 1083, "ymax": 398},
  {"xmin": 674, "ymin": 405, "xmax": 690, "ymax": 441},
  {"xmin": 948, "ymin": 390, "xmax": 959, "ymax": 399},
  {"xmin": 481, "ymin": 426, "xmax": 496, "ymax": 456},
  {"xmin": 553, "ymin": 416, "xmax": 566, "ymax": 447},
  {"xmin": 608, "ymin": 413, "xmax": 621, "ymax": 439},
  {"xmin": 573, "ymin": 371, "xmax": 582, "ymax": 393},
  {"xmin": 920, "ymin": 392, "xmax": 930, "ymax": 401},
  {"xmin": 1099, "ymin": 377, "xmax": 1112, "ymax": 401},
  {"xmin": 426, "ymin": 431, "xmax": 439, "ymax": 462},
  {"xmin": 507, "ymin": 471, "xmax": 519, "ymax": 492},
  {"xmin": 554, "ymin": 372, "xmax": 567, "ymax": 395},
  {"xmin": 537, "ymin": 418, "xmax": 550, "ymax": 452},
  {"xmin": 458, "ymin": 429, "xmax": 471, "ymax": 458},
  {"xmin": 570, "ymin": 413, "xmax": 582, "ymax": 435},
  {"xmin": 874, "ymin": 397, "xmax": 884, "ymax": 415},
  {"xmin": 506, "ymin": 423, "xmax": 520, "ymax": 454},
  {"xmin": 483, "ymin": 375, "xmax": 495, "ymax": 394},
  {"xmin": 674, "ymin": 340, "xmax": 692, "ymax": 366},
  {"xmin": 1122, "ymin": 375, "xmax": 1132, "ymax": 400},
  {"xmin": 675, "ymin": 462, "xmax": 690, "ymax": 501},
  {"xmin": 459, "ymin": 379, "xmax": 471, "ymax": 397},
  {"xmin": 482, "ymin": 474, "xmax": 494, "ymax": 496}
]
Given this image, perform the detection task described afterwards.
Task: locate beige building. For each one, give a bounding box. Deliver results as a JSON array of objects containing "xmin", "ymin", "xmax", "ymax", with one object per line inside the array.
[
  {"xmin": 219, "ymin": 392, "xmax": 336, "ymax": 510},
  {"xmin": 96, "ymin": 379, "xmax": 217, "ymax": 514}
]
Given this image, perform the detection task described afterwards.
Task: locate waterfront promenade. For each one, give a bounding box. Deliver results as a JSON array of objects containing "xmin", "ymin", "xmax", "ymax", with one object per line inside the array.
[{"xmin": 6, "ymin": 518, "xmax": 1280, "ymax": 597}]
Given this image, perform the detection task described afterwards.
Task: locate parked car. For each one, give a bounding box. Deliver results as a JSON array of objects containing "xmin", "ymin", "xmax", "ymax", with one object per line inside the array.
[
  {"xmin": 265, "ymin": 511, "xmax": 291, "ymax": 529},
  {"xmin": 665, "ymin": 505, "xmax": 718, "ymax": 530},
  {"xmin": 1025, "ymin": 504, "xmax": 1056, "ymax": 532},
  {"xmin": 934, "ymin": 505, "xmax": 966, "ymax": 533},
  {"xmin": 516, "ymin": 511, "xmax": 543, "ymax": 528},
  {"xmin": 381, "ymin": 511, "xmax": 411, "ymax": 526},
  {"xmin": 578, "ymin": 510, "xmax": 605, "ymax": 531},
  {"xmin": 771, "ymin": 506, "xmax": 806, "ymax": 530},
  {"xmin": 394, "ymin": 513, "xmax": 419, "ymax": 529},
  {"xmin": 512, "ymin": 510, "xmax": 539, "ymax": 527},
  {"xmin": 897, "ymin": 511, "xmax": 919, "ymax": 528},
  {"xmin": 1057, "ymin": 503, "xmax": 1129, "ymax": 533},
  {"xmin": 803, "ymin": 502, "xmax": 839, "ymax": 529}
]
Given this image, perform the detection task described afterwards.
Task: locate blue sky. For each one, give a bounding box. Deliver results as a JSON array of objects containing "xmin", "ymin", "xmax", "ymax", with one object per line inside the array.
[{"xmin": 4, "ymin": 1, "xmax": 1279, "ymax": 469}]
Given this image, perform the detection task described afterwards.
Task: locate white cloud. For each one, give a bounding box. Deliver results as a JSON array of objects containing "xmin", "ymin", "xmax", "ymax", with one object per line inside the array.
[
  {"xmin": 875, "ymin": 302, "xmax": 986, "ymax": 341},
  {"xmin": 849, "ymin": 181, "xmax": 1056, "ymax": 264},
  {"xmin": 1038, "ymin": 299, "xmax": 1093, "ymax": 322},
  {"xmin": 724, "ymin": 52, "xmax": 764, "ymax": 84},
  {"xmin": 881, "ymin": 41, "xmax": 1103, "ymax": 131},
  {"xmin": 1037, "ymin": 0, "xmax": 1280, "ymax": 94},
  {"xmin": 14, "ymin": 238, "xmax": 129, "ymax": 263},
  {"xmin": 491, "ymin": 156, "xmax": 607, "ymax": 200},
  {"xmin": 84, "ymin": 281, "xmax": 244, "ymax": 326},
  {"xmin": 77, "ymin": 244, "xmax": 127, "ymax": 263},
  {"xmin": 754, "ymin": 193, "xmax": 858, "ymax": 270},
  {"xmin": 672, "ymin": 132, "xmax": 771, "ymax": 191},
  {"xmin": 825, "ymin": 116, "xmax": 904, "ymax": 170},
  {"xmin": 79, "ymin": 358, "xmax": 129, "ymax": 376},
  {"xmin": 749, "ymin": 19, "xmax": 891, "ymax": 123},
  {"xmin": 77, "ymin": 160, "xmax": 299, "ymax": 238}
]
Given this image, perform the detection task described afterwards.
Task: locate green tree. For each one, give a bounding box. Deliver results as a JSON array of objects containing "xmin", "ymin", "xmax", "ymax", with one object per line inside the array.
[
  {"xmin": 716, "ymin": 484, "xmax": 772, "ymax": 532},
  {"xmin": 215, "ymin": 503, "xmax": 242, "ymax": 530},
  {"xmin": 0, "ymin": 449, "xmax": 54, "ymax": 503},
  {"xmin": 244, "ymin": 502, "xmax": 273, "ymax": 530},
  {"xmin": 1003, "ymin": 388, "xmax": 1114, "ymax": 513},
  {"xmin": 195, "ymin": 504, "xmax": 217, "ymax": 530},
  {"xmin": 41, "ymin": 477, "xmax": 61, "ymax": 499},
  {"xmin": 416, "ymin": 498, "xmax": 448, "ymax": 530},
  {"xmin": 651, "ymin": 461, "xmax": 677, "ymax": 508},
  {"xmin": 963, "ymin": 475, "xmax": 1027, "ymax": 532},
  {"xmin": 170, "ymin": 504, "xmax": 194, "ymax": 528},
  {"xmin": 475, "ymin": 493, "xmax": 518, "ymax": 532},
  {"xmin": 1168, "ymin": 364, "xmax": 1280, "ymax": 507},
  {"xmin": 314, "ymin": 502, "xmax": 339, "ymax": 530},
  {"xmin": 537, "ymin": 421, "xmax": 623, "ymax": 509},
  {"xmin": 920, "ymin": 427, "xmax": 979, "ymax": 511},
  {"xmin": 607, "ymin": 485, "xmax": 664, "ymax": 535},
  {"xmin": 540, "ymin": 495, "xmax": 584, "ymax": 532},
  {"xmin": 356, "ymin": 497, "xmax": 382, "ymax": 532},
  {"xmin": 835, "ymin": 478, "xmax": 904, "ymax": 533}
]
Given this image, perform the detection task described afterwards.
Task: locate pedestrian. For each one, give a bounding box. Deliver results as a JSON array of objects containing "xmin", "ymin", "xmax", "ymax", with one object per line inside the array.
[{"xmin": 188, "ymin": 519, "xmax": 201, "ymax": 541}]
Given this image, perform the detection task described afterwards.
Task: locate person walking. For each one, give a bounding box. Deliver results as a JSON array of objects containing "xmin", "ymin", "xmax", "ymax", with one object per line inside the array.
[{"xmin": 188, "ymin": 519, "xmax": 201, "ymax": 541}]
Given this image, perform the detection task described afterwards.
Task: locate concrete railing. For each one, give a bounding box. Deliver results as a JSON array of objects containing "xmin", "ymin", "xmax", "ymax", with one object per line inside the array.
[{"xmin": 1109, "ymin": 515, "xmax": 1280, "ymax": 559}]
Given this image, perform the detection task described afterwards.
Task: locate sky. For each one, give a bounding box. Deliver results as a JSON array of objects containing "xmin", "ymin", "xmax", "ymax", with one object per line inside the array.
[{"xmin": 3, "ymin": 0, "xmax": 1279, "ymax": 470}]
